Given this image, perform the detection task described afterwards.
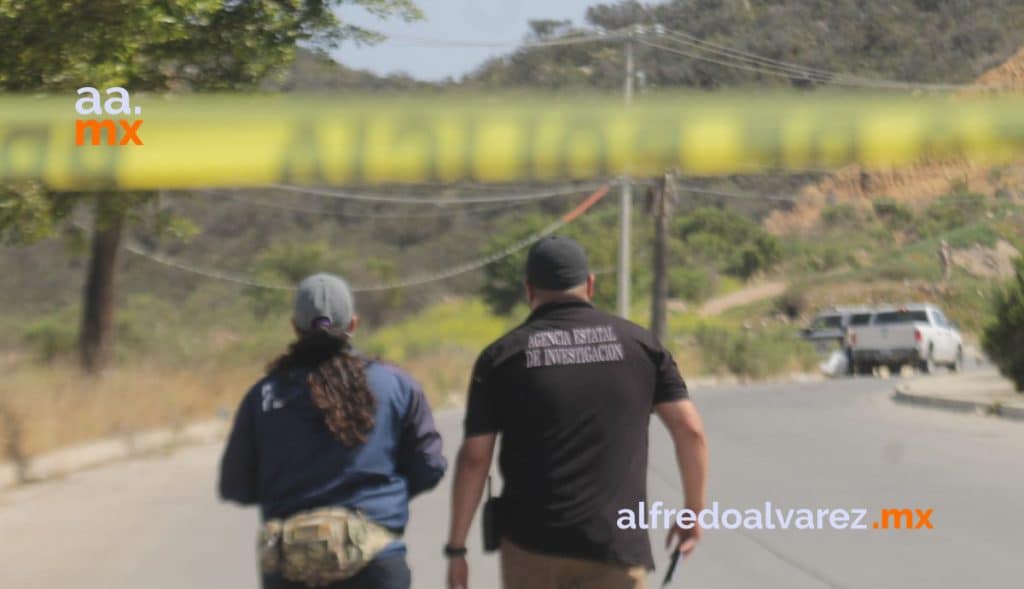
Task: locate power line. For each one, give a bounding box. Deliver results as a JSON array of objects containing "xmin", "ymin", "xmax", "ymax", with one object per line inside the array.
[
  {"xmin": 109, "ymin": 185, "xmax": 612, "ymax": 292},
  {"xmin": 382, "ymin": 29, "xmax": 625, "ymax": 49},
  {"xmin": 122, "ymin": 241, "xmax": 293, "ymax": 290},
  {"xmin": 655, "ymin": 33, "xmax": 839, "ymax": 86},
  {"xmin": 638, "ymin": 38, "xmax": 827, "ymax": 84},
  {"xmin": 661, "ymin": 29, "xmax": 840, "ymax": 81},
  {"xmin": 215, "ymin": 191, "xmax": 542, "ymax": 219},
  {"xmin": 646, "ymin": 29, "xmax": 1006, "ymax": 91},
  {"xmin": 270, "ymin": 180, "xmax": 612, "ymax": 205},
  {"xmin": 635, "ymin": 178, "xmax": 798, "ymax": 203},
  {"xmin": 673, "ymin": 182, "xmax": 797, "ymax": 203},
  {"xmin": 385, "ymin": 23, "xmax": 1001, "ymax": 91},
  {"xmin": 68, "ymin": 219, "xmax": 295, "ymax": 291}
]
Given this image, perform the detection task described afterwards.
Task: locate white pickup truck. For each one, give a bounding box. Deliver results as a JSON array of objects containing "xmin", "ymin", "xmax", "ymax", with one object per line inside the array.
[{"xmin": 848, "ymin": 304, "xmax": 963, "ymax": 374}]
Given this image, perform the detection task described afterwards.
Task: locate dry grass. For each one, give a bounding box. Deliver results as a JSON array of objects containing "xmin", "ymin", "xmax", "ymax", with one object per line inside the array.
[
  {"xmin": 0, "ymin": 360, "xmax": 260, "ymax": 460},
  {"xmin": 0, "ymin": 352, "xmax": 467, "ymax": 462}
]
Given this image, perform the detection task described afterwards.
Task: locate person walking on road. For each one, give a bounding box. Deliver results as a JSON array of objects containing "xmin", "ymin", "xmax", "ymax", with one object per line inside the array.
[
  {"xmin": 219, "ymin": 273, "xmax": 447, "ymax": 589},
  {"xmin": 444, "ymin": 236, "xmax": 709, "ymax": 589}
]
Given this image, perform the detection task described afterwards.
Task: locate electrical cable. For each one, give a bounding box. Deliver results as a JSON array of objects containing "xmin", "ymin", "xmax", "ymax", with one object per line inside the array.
[
  {"xmin": 269, "ymin": 180, "xmax": 612, "ymax": 205},
  {"xmin": 214, "ymin": 191, "xmax": 543, "ymax": 219},
  {"xmin": 98, "ymin": 184, "xmax": 612, "ymax": 292},
  {"xmin": 381, "ymin": 29, "xmax": 625, "ymax": 49},
  {"xmin": 646, "ymin": 29, "xmax": 1008, "ymax": 91}
]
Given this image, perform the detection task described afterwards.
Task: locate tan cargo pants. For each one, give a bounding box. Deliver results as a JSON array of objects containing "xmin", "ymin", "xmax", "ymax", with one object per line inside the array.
[{"xmin": 500, "ymin": 539, "xmax": 647, "ymax": 589}]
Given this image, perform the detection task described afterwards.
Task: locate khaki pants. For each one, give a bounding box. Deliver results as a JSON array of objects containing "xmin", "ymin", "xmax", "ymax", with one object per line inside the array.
[{"xmin": 500, "ymin": 539, "xmax": 647, "ymax": 589}]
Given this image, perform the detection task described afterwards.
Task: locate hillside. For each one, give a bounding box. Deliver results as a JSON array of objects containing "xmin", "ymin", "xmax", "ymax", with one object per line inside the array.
[
  {"xmin": 766, "ymin": 46, "xmax": 1024, "ymax": 234},
  {"xmin": 6, "ymin": 2, "xmax": 1024, "ymax": 459},
  {"xmin": 975, "ymin": 46, "xmax": 1024, "ymax": 89},
  {"xmin": 4, "ymin": 1, "xmax": 1024, "ymax": 365},
  {"xmin": 469, "ymin": 0, "xmax": 1024, "ymax": 89}
]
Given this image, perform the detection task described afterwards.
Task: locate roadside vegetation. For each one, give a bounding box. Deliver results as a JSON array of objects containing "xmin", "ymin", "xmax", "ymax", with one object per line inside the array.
[
  {"xmin": 983, "ymin": 258, "xmax": 1024, "ymax": 391},
  {"xmin": 4, "ymin": 179, "xmax": 1024, "ymax": 459},
  {"xmin": 3, "ymin": 0, "xmax": 1024, "ymax": 463}
]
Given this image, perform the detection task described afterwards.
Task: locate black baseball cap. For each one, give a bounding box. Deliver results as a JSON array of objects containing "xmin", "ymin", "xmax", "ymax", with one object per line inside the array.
[{"xmin": 525, "ymin": 235, "xmax": 590, "ymax": 291}]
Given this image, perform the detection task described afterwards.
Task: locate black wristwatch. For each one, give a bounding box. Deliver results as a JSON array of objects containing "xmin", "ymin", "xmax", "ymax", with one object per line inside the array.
[{"xmin": 443, "ymin": 544, "xmax": 468, "ymax": 558}]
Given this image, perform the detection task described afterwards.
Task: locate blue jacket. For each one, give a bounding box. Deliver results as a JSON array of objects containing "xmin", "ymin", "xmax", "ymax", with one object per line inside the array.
[{"xmin": 218, "ymin": 360, "xmax": 447, "ymax": 539}]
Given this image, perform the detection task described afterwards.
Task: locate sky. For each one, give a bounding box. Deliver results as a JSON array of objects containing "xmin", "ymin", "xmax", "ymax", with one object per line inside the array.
[{"xmin": 332, "ymin": 0, "xmax": 600, "ymax": 81}]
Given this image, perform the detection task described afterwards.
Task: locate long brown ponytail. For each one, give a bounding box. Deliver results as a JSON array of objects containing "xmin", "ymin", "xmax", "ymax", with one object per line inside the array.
[{"xmin": 267, "ymin": 327, "xmax": 376, "ymax": 446}]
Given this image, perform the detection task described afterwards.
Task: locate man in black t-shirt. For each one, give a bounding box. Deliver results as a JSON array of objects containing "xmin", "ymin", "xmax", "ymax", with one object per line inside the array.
[{"xmin": 445, "ymin": 236, "xmax": 709, "ymax": 589}]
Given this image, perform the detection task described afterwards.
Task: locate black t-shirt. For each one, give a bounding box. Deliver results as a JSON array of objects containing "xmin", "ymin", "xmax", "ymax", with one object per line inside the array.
[{"xmin": 464, "ymin": 300, "xmax": 688, "ymax": 569}]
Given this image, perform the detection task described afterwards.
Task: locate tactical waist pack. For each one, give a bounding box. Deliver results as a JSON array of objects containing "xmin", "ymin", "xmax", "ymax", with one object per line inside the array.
[{"xmin": 259, "ymin": 507, "xmax": 397, "ymax": 587}]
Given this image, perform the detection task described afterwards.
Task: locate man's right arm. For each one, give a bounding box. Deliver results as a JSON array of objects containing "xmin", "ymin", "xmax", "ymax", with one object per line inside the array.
[
  {"xmin": 446, "ymin": 348, "xmax": 501, "ymax": 589},
  {"xmin": 655, "ymin": 399, "xmax": 708, "ymax": 555},
  {"xmin": 447, "ymin": 434, "xmax": 496, "ymax": 549}
]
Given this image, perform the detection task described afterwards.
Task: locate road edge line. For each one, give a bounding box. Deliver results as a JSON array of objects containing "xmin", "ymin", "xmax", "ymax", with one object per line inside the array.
[{"xmin": 891, "ymin": 386, "xmax": 1024, "ymax": 422}]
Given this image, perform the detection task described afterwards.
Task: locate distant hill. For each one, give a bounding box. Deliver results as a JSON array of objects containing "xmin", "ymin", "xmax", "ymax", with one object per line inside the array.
[
  {"xmin": 272, "ymin": 48, "xmax": 435, "ymax": 92},
  {"xmin": 766, "ymin": 45, "xmax": 1024, "ymax": 234},
  {"xmin": 467, "ymin": 0, "xmax": 1024, "ymax": 89},
  {"xmin": 6, "ymin": 1, "xmax": 1024, "ymax": 331}
]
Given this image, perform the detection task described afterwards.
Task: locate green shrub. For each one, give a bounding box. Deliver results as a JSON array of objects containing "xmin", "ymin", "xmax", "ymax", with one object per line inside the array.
[
  {"xmin": 727, "ymin": 234, "xmax": 782, "ymax": 280},
  {"xmin": 982, "ymin": 258, "xmax": 1024, "ymax": 391},
  {"xmin": 244, "ymin": 242, "xmax": 329, "ymax": 318},
  {"xmin": 800, "ymin": 244, "xmax": 844, "ymax": 272},
  {"xmin": 872, "ymin": 197, "xmax": 913, "ymax": 229},
  {"xmin": 676, "ymin": 207, "xmax": 759, "ymax": 252},
  {"xmin": 22, "ymin": 309, "xmax": 78, "ymax": 362},
  {"xmin": 873, "ymin": 253, "xmax": 940, "ymax": 282},
  {"xmin": 821, "ymin": 203, "xmax": 864, "ymax": 228},
  {"xmin": 481, "ymin": 208, "xmax": 622, "ymax": 315},
  {"xmin": 692, "ymin": 323, "xmax": 817, "ymax": 378},
  {"xmin": 675, "ymin": 207, "xmax": 781, "ymax": 280},
  {"xmin": 362, "ymin": 298, "xmax": 510, "ymax": 363},
  {"xmin": 921, "ymin": 190, "xmax": 987, "ymax": 236},
  {"xmin": 942, "ymin": 223, "xmax": 1000, "ymax": 249},
  {"xmin": 669, "ymin": 266, "xmax": 716, "ymax": 303},
  {"xmin": 775, "ymin": 287, "xmax": 809, "ymax": 319}
]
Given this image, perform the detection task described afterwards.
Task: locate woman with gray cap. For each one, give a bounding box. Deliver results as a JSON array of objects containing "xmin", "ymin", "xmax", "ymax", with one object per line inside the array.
[{"xmin": 219, "ymin": 273, "xmax": 447, "ymax": 589}]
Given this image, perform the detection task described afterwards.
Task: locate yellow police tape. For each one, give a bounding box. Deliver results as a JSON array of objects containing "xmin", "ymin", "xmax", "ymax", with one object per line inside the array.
[{"xmin": 1, "ymin": 93, "xmax": 1023, "ymax": 190}]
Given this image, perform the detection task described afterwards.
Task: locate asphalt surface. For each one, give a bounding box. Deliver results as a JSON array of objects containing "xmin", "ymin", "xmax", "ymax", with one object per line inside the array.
[{"xmin": 1, "ymin": 376, "xmax": 1022, "ymax": 589}]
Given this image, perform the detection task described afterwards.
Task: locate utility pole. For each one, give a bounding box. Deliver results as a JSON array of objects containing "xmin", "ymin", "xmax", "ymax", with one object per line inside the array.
[
  {"xmin": 617, "ymin": 31, "xmax": 635, "ymax": 319},
  {"xmin": 649, "ymin": 172, "xmax": 677, "ymax": 341}
]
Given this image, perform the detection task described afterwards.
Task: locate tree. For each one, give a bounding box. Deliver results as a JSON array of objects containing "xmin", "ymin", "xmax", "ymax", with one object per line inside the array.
[
  {"xmin": 0, "ymin": 0, "xmax": 420, "ymax": 372},
  {"xmin": 982, "ymin": 258, "xmax": 1024, "ymax": 391},
  {"xmin": 480, "ymin": 207, "xmax": 621, "ymax": 316},
  {"xmin": 674, "ymin": 206, "xmax": 781, "ymax": 280}
]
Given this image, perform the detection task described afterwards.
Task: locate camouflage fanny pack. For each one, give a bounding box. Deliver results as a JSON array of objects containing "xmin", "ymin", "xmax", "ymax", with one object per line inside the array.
[{"xmin": 259, "ymin": 507, "xmax": 397, "ymax": 587}]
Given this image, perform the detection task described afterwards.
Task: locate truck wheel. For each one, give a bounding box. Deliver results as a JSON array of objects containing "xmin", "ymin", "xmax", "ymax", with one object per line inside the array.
[
  {"xmin": 919, "ymin": 346, "xmax": 937, "ymax": 375},
  {"xmin": 950, "ymin": 347, "xmax": 963, "ymax": 372},
  {"xmin": 855, "ymin": 361, "xmax": 873, "ymax": 376}
]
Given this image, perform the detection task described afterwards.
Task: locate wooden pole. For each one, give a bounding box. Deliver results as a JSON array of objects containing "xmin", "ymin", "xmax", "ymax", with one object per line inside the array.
[{"xmin": 650, "ymin": 172, "xmax": 676, "ymax": 341}]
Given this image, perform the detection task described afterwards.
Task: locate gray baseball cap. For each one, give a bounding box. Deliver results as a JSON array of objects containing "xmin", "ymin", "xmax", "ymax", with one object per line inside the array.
[{"xmin": 293, "ymin": 273, "xmax": 354, "ymax": 332}]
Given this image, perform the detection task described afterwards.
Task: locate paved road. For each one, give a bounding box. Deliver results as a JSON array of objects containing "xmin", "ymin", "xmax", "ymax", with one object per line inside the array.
[{"xmin": 2, "ymin": 377, "xmax": 1022, "ymax": 589}]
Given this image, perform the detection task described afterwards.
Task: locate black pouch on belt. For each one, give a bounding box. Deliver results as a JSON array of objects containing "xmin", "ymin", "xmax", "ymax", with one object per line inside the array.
[{"xmin": 482, "ymin": 476, "xmax": 501, "ymax": 553}]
